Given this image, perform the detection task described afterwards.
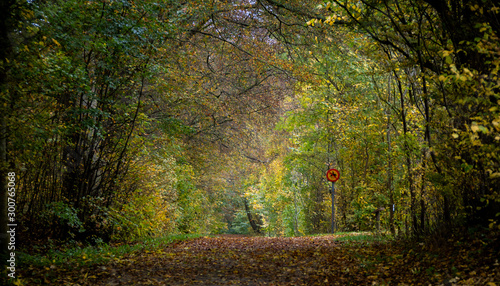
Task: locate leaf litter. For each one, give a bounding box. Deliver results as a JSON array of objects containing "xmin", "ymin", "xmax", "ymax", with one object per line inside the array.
[{"xmin": 17, "ymin": 233, "xmax": 500, "ymax": 285}]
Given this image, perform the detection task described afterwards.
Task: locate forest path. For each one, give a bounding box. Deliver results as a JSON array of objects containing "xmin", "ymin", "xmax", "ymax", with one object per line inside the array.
[
  {"xmin": 21, "ymin": 234, "xmax": 499, "ymax": 285},
  {"xmin": 96, "ymin": 235, "xmax": 363, "ymax": 285}
]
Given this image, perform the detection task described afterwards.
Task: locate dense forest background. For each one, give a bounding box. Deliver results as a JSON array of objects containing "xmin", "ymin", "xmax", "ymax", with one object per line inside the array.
[{"xmin": 1, "ymin": 0, "xmax": 499, "ymax": 255}]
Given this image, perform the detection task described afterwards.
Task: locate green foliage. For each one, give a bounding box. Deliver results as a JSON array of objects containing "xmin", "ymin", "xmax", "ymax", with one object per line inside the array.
[
  {"xmin": 174, "ymin": 163, "xmax": 226, "ymax": 235},
  {"xmin": 42, "ymin": 202, "xmax": 86, "ymax": 237},
  {"xmin": 226, "ymin": 210, "xmax": 252, "ymax": 235}
]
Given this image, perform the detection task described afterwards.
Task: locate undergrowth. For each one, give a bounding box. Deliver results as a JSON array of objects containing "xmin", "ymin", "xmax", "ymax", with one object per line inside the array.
[
  {"xmin": 18, "ymin": 234, "xmax": 203, "ymax": 268},
  {"xmin": 311, "ymin": 231, "xmax": 393, "ymax": 244}
]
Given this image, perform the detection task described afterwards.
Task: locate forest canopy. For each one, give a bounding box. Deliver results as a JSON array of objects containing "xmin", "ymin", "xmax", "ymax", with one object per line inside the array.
[{"xmin": 0, "ymin": 0, "xmax": 499, "ymax": 254}]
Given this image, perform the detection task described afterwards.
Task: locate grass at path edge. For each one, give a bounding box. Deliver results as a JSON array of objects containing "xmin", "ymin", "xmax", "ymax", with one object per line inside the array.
[{"xmin": 18, "ymin": 233, "xmax": 205, "ymax": 268}]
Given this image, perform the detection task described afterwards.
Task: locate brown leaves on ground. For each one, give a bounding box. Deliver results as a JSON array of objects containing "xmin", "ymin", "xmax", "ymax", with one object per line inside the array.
[{"xmin": 19, "ymin": 233, "xmax": 500, "ymax": 285}]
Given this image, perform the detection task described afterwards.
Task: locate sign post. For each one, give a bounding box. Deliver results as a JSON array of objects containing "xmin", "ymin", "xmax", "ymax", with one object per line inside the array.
[{"xmin": 326, "ymin": 168, "xmax": 340, "ymax": 234}]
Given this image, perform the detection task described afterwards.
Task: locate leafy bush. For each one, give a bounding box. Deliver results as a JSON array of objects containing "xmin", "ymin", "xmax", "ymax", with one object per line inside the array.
[
  {"xmin": 109, "ymin": 190, "xmax": 177, "ymax": 241},
  {"xmin": 41, "ymin": 201, "xmax": 86, "ymax": 238}
]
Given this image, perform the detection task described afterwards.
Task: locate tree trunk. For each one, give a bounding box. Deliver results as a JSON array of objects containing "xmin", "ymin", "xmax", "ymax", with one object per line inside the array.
[
  {"xmin": 395, "ymin": 71, "xmax": 417, "ymax": 236},
  {"xmin": 244, "ymin": 198, "xmax": 261, "ymax": 234},
  {"xmin": 419, "ymin": 150, "xmax": 428, "ymax": 234},
  {"xmin": 373, "ymin": 207, "xmax": 384, "ymax": 233},
  {"xmin": 386, "ymin": 78, "xmax": 395, "ymax": 235},
  {"xmin": 293, "ymin": 185, "xmax": 299, "ymax": 236}
]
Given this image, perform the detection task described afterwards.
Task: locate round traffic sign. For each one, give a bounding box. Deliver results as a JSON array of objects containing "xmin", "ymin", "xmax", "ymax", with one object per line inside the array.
[{"xmin": 326, "ymin": 168, "xmax": 340, "ymax": 182}]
